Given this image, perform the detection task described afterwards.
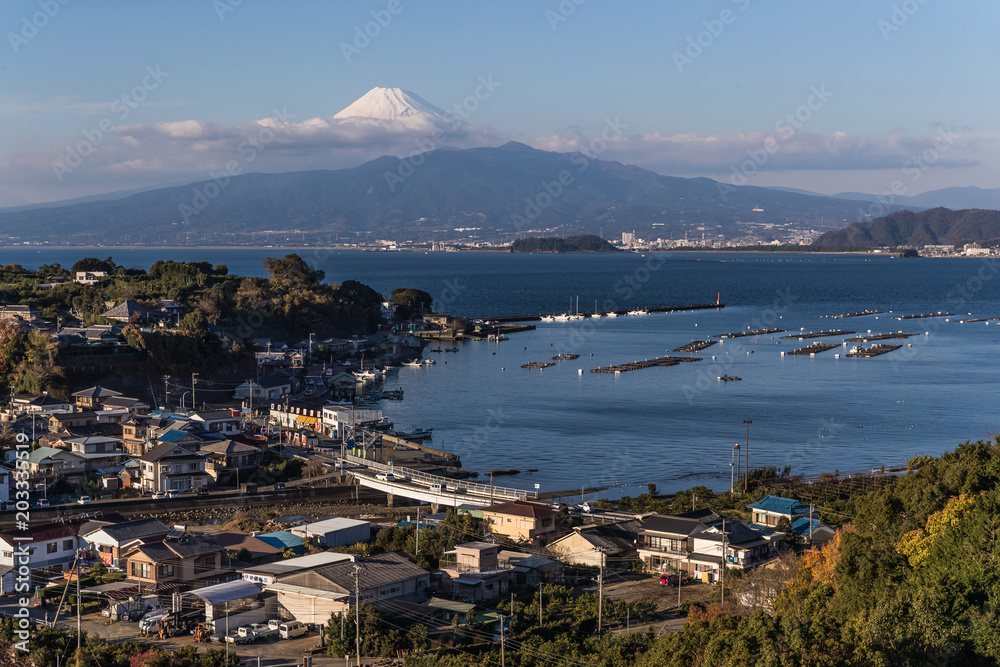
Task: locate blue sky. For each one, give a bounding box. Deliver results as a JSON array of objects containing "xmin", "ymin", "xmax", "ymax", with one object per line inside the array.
[{"xmin": 1, "ymin": 0, "xmax": 997, "ymax": 204}]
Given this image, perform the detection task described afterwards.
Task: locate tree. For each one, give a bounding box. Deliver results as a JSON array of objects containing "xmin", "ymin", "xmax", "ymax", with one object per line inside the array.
[
  {"xmin": 390, "ymin": 288, "xmax": 433, "ymax": 314},
  {"xmin": 263, "ymin": 254, "xmax": 325, "ymax": 290},
  {"xmin": 70, "ymin": 257, "xmax": 115, "ymax": 275}
]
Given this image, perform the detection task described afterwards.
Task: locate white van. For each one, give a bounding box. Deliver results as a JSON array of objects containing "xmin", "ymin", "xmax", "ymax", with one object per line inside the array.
[
  {"xmin": 279, "ymin": 621, "xmax": 307, "ymax": 639},
  {"xmin": 430, "ymin": 483, "xmax": 444, "ymax": 493},
  {"xmin": 139, "ymin": 612, "xmax": 165, "ymax": 633},
  {"xmin": 374, "ymin": 472, "xmax": 396, "ymax": 482}
]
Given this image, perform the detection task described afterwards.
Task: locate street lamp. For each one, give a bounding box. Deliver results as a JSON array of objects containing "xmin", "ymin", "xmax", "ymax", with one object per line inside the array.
[
  {"xmin": 743, "ymin": 420, "xmax": 752, "ymax": 494},
  {"xmin": 191, "ymin": 373, "xmax": 199, "ymax": 413},
  {"xmin": 730, "ymin": 443, "xmax": 740, "ymax": 494}
]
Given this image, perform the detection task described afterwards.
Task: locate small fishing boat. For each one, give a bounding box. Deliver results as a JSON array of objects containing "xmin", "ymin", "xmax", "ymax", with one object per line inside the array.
[
  {"xmin": 396, "ymin": 427, "xmax": 433, "ymax": 441},
  {"xmin": 401, "ymin": 359, "xmax": 422, "ymax": 367},
  {"xmin": 422, "ymin": 358, "xmax": 436, "ymax": 366}
]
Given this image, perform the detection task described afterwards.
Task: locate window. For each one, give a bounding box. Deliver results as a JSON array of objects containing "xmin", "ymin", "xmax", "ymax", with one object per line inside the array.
[
  {"xmin": 196, "ymin": 554, "xmax": 217, "ymax": 571},
  {"xmin": 47, "ymin": 542, "xmax": 58, "ymax": 554},
  {"xmin": 131, "ymin": 562, "xmax": 151, "ymax": 578},
  {"xmin": 63, "ymin": 540, "xmax": 74, "ymax": 551},
  {"xmin": 158, "ymin": 564, "xmax": 174, "ymax": 577}
]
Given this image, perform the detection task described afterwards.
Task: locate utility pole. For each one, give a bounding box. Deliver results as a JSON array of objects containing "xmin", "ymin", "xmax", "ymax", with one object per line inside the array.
[
  {"xmin": 415, "ymin": 506, "xmax": 420, "ymax": 559},
  {"xmin": 597, "ymin": 552, "xmax": 604, "ymax": 636},
  {"xmin": 489, "ymin": 472, "xmax": 494, "ymax": 505},
  {"xmin": 721, "ymin": 517, "xmax": 727, "ymax": 606},
  {"xmin": 500, "ymin": 614, "xmax": 506, "ymax": 667},
  {"xmin": 743, "ymin": 419, "xmax": 752, "ymax": 493},
  {"xmin": 354, "ymin": 564, "xmax": 362, "ymax": 666},
  {"xmin": 677, "ymin": 560, "xmax": 682, "ymax": 608},
  {"xmin": 163, "ymin": 375, "xmax": 170, "ymax": 411},
  {"xmin": 809, "ymin": 505, "xmax": 814, "ymax": 545},
  {"xmin": 191, "ymin": 372, "xmax": 199, "ymax": 414},
  {"xmin": 76, "ymin": 555, "xmax": 81, "ymax": 651},
  {"xmin": 538, "ymin": 581, "xmax": 543, "ymax": 626}
]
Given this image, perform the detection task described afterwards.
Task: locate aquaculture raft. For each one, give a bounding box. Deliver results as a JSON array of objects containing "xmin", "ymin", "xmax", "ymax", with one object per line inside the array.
[
  {"xmin": 673, "ymin": 340, "xmax": 717, "ymax": 353},
  {"xmin": 845, "ymin": 332, "xmax": 918, "ymax": 342},
  {"xmin": 892, "ymin": 312, "xmax": 955, "ymax": 320},
  {"xmin": 522, "ymin": 361, "xmax": 556, "ymax": 369},
  {"xmin": 591, "ymin": 356, "xmax": 702, "ymax": 373},
  {"xmin": 712, "ymin": 328, "xmax": 785, "ymax": 339},
  {"xmin": 826, "ymin": 310, "xmax": 883, "ymax": 319},
  {"xmin": 846, "ymin": 344, "xmax": 902, "ymax": 358},
  {"xmin": 788, "ymin": 342, "xmax": 838, "ymax": 355},
  {"xmin": 551, "ymin": 354, "xmax": 580, "ymax": 360}
]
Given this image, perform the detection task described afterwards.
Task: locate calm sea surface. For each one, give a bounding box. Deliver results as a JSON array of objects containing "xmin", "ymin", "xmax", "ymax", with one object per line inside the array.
[{"xmin": 3, "ymin": 248, "xmax": 998, "ymax": 497}]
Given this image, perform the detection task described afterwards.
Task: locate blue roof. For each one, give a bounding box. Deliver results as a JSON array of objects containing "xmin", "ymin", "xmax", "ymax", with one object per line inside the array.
[
  {"xmin": 396, "ymin": 521, "xmax": 436, "ymax": 530},
  {"xmin": 257, "ymin": 530, "xmax": 304, "ymax": 550},
  {"xmin": 747, "ymin": 495, "xmax": 807, "ymax": 515},
  {"xmin": 791, "ymin": 517, "xmax": 827, "ymax": 537},
  {"xmin": 158, "ymin": 430, "xmax": 189, "ymax": 443}
]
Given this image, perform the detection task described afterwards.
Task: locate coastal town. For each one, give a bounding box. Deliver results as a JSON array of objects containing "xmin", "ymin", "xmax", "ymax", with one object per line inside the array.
[{"xmin": 0, "ymin": 255, "xmax": 861, "ymax": 666}]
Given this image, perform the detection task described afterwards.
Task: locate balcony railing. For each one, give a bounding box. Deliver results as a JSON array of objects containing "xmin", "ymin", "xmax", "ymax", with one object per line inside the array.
[{"xmin": 439, "ymin": 559, "xmax": 512, "ymax": 576}]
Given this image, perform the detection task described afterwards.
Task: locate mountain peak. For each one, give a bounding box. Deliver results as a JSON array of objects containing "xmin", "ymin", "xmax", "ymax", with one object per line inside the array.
[
  {"xmin": 334, "ymin": 87, "xmax": 452, "ymax": 125},
  {"xmin": 497, "ymin": 141, "xmax": 537, "ymax": 152}
]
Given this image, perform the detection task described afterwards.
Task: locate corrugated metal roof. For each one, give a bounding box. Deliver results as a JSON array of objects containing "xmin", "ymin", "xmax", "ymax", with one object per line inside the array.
[
  {"xmin": 747, "ymin": 495, "xmax": 807, "ymax": 515},
  {"xmin": 189, "ymin": 580, "xmax": 261, "ymax": 604}
]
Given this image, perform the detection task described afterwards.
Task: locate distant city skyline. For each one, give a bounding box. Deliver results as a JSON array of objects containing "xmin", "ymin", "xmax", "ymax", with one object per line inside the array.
[{"xmin": 1, "ymin": 0, "xmax": 996, "ymax": 205}]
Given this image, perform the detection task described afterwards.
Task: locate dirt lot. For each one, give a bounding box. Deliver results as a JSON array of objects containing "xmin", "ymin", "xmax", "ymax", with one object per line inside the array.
[{"xmin": 577, "ymin": 572, "xmax": 716, "ymax": 611}]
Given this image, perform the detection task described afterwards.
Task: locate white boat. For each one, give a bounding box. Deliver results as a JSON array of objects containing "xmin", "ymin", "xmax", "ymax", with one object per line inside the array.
[
  {"xmin": 591, "ymin": 312, "xmax": 603, "ymax": 319},
  {"xmin": 605, "ymin": 311, "xmax": 618, "ymax": 318},
  {"xmin": 567, "ymin": 314, "xmax": 584, "ymax": 321},
  {"xmin": 553, "ymin": 314, "xmax": 571, "ymax": 322},
  {"xmin": 422, "ymin": 358, "xmax": 436, "ymax": 366},
  {"xmin": 353, "ymin": 370, "xmax": 378, "ymax": 379},
  {"xmin": 540, "ymin": 315, "xmax": 556, "ymax": 323},
  {"xmin": 401, "ymin": 360, "xmax": 422, "ymax": 367},
  {"xmin": 627, "ymin": 309, "xmax": 648, "ymax": 316},
  {"xmin": 396, "ymin": 427, "xmax": 433, "ymax": 441}
]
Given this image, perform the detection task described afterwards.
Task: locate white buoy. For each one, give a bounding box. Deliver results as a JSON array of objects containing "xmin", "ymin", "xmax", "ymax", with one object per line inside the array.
[
  {"xmin": 925, "ymin": 332, "xmax": 929, "ymax": 335},
  {"xmin": 810, "ymin": 352, "xmax": 815, "ymax": 357},
  {"xmin": 578, "ymin": 369, "xmax": 583, "ymax": 375},
  {"xmin": 780, "ymin": 351, "xmax": 785, "ymax": 357},
  {"xmin": 834, "ymin": 354, "xmax": 840, "ymax": 358}
]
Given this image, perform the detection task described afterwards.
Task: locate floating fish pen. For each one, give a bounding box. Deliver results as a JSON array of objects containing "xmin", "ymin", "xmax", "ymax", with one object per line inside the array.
[
  {"xmin": 591, "ymin": 356, "xmax": 702, "ymax": 373},
  {"xmin": 780, "ymin": 330, "xmax": 855, "ymax": 339},
  {"xmin": 551, "ymin": 354, "xmax": 580, "ymax": 360},
  {"xmin": 713, "ymin": 328, "xmax": 785, "ymax": 339},
  {"xmin": 892, "ymin": 312, "xmax": 955, "ymax": 320},
  {"xmin": 521, "ymin": 361, "xmax": 556, "ymax": 369},
  {"xmin": 956, "ymin": 317, "xmax": 1000, "ymax": 323},
  {"xmin": 788, "ymin": 342, "xmax": 839, "ymax": 355},
  {"xmin": 717, "ymin": 375, "xmax": 742, "ymax": 382},
  {"xmin": 673, "ymin": 340, "xmax": 717, "ymax": 353},
  {"xmin": 827, "ymin": 310, "xmax": 883, "ymax": 319},
  {"xmin": 845, "ymin": 332, "xmax": 918, "ymax": 342},
  {"xmin": 847, "ymin": 344, "xmax": 903, "ymax": 358}
]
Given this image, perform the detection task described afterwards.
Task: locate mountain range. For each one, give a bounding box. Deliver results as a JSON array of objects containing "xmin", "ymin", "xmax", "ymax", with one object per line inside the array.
[
  {"xmin": 812, "ymin": 208, "xmax": 1000, "ymax": 249},
  {"xmin": 0, "ymin": 143, "xmax": 904, "ymax": 245}
]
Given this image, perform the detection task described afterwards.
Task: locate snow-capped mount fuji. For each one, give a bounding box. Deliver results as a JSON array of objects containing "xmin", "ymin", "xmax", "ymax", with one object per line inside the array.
[{"xmin": 333, "ymin": 87, "xmax": 454, "ymax": 127}]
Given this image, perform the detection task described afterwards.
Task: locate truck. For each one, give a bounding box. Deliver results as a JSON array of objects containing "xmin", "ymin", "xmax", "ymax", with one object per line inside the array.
[
  {"xmin": 224, "ymin": 626, "xmax": 256, "ymax": 644},
  {"xmin": 250, "ymin": 620, "xmax": 280, "ymax": 641}
]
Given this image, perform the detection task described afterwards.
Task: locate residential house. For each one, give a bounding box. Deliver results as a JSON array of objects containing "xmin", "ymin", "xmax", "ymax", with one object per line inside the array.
[
  {"xmin": 199, "ymin": 440, "xmax": 261, "ymax": 483},
  {"xmin": 269, "ymin": 403, "xmax": 323, "ymax": 433},
  {"xmin": 189, "ymin": 409, "xmax": 241, "ymax": 435},
  {"xmin": 326, "ymin": 372, "xmax": 362, "ymax": 401},
  {"xmin": 747, "ymin": 495, "xmax": 810, "ymax": 528},
  {"xmin": 157, "ymin": 299, "xmax": 183, "ymax": 319},
  {"xmin": 791, "ymin": 517, "xmax": 836, "ymax": 546},
  {"xmin": 479, "ymin": 501, "xmax": 560, "ymax": 544},
  {"xmin": 0, "ymin": 463, "xmax": 10, "ymax": 509},
  {"xmin": 497, "ymin": 550, "xmax": 564, "ymax": 586},
  {"xmin": 638, "ymin": 513, "xmax": 784, "ymax": 582},
  {"xmin": 137, "ymin": 442, "xmax": 210, "ymax": 493},
  {"xmin": 48, "ymin": 411, "xmax": 99, "ymax": 431},
  {"xmin": 125, "ymin": 532, "xmax": 228, "ymax": 589},
  {"xmin": 234, "ymin": 375, "xmax": 292, "ymax": 402},
  {"xmin": 101, "ymin": 300, "xmax": 155, "ymax": 323},
  {"xmin": 57, "ymin": 435, "xmax": 127, "ymax": 472},
  {"xmin": 0, "ymin": 523, "xmax": 81, "ymax": 593},
  {"xmin": 74, "ymin": 270, "xmax": 107, "ymax": 285},
  {"xmin": 71, "ymin": 386, "xmax": 122, "ymax": 410},
  {"xmin": 438, "ymin": 542, "xmax": 509, "ymax": 601},
  {"xmin": 11, "ymin": 392, "xmax": 72, "ymax": 416},
  {"xmin": 265, "ymin": 551, "xmax": 429, "ymax": 626},
  {"xmin": 82, "ymin": 518, "xmax": 170, "ymax": 567},
  {"xmin": 100, "ymin": 396, "xmax": 150, "ymax": 416},
  {"xmin": 0, "ymin": 304, "xmax": 39, "ymax": 323},
  {"xmin": 211, "ymin": 531, "xmax": 282, "ymax": 564},
  {"xmin": 121, "ymin": 416, "xmax": 169, "ymax": 456},
  {"xmin": 546, "ymin": 519, "xmax": 641, "ymax": 568},
  {"xmin": 23, "ymin": 446, "xmax": 86, "ymax": 485}
]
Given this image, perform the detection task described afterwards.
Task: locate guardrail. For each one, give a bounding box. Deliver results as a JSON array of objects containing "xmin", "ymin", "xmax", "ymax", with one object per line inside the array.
[{"xmin": 339, "ymin": 453, "xmax": 536, "ymax": 501}]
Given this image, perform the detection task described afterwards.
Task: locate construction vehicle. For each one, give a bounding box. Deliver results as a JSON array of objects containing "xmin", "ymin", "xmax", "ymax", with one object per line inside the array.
[{"xmin": 192, "ymin": 623, "xmax": 212, "ymax": 643}]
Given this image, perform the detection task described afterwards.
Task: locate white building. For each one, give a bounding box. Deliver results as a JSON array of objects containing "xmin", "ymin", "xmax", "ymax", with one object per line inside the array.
[
  {"xmin": 320, "ymin": 405, "xmax": 383, "ymax": 438},
  {"xmin": 0, "ymin": 523, "xmax": 81, "ymax": 594},
  {"xmin": 74, "ymin": 271, "xmax": 108, "ymax": 285}
]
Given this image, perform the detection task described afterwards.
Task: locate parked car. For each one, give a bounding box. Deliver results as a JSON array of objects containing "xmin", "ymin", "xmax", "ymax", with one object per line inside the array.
[
  {"xmin": 278, "ymin": 621, "xmax": 307, "ymax": 640},
  {"xmin": 275, "ymin": 482, "xmax": 286, "ymax": 490},
  {"xmin": 120, "ymin": 609, "xmax": 144, "ymax": 622},
  {"xmin": 151, "ymin": 492, "xmax": 167, "ymax": 500},
  {"xmin": 35, "ymin": 498, "xmax": 49, "ymax": 508},
  {"xmin": 659, "ymin": 574, "xmax": 682, "ymax": 586},
  {"xmin": 225, "ymin": 626, "xmax": 257, "ymax": 644},
  {"xmin": 166, "ymin": 490, "xmax": 180, "ymax": 499},
  {"xmin": 77, "ymin": 496, "xmax": 91, "ymax": 505},
  {"xmin": 579, "ymin": 502, "xmax": 593, "ymax": 513},
  {"xmin": 197, "ymin": 488, "xmax": 210, "ymax": 496},
  {"xmin": 139, "ymin": 613, "xmax": 166, "ymax": 633}
]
